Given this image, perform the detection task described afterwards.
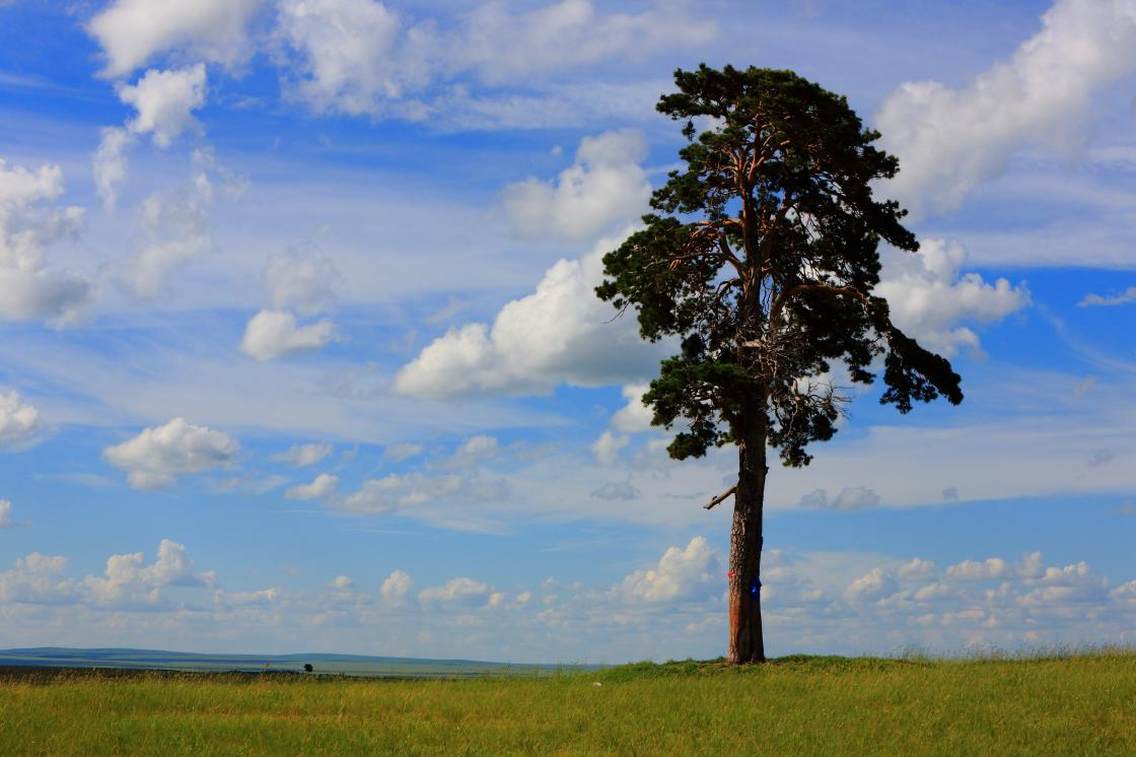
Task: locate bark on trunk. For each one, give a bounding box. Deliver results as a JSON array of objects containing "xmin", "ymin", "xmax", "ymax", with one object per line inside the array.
[{"xmin": 727, "ymin": 412, "xmax": 768, "ymax": 664}]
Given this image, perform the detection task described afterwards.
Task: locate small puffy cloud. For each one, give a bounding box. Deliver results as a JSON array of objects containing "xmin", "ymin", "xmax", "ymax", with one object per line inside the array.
[
  {"xmin": 117, "ymin": 65, "xmax": 207, "ymax": 147},
  {"xmin": 87, "ymin": 0, "xmax": 263, "ymax": 78},
  {"xmin": 395, "ymin": 233, "xmax": 661, "ymax": 398},
  {"xmin": 877, "ymin": 0, "xmax": 1136, "ymax": 215},
  {"xmin": 103, "ymin": 417, "xmax": 239, "ymax": 489},
  {"xmin": 272, "ymin": 442, "xmax": 333, "ymax": 467},
  {"xmin": 1019, "ymin": 551, "xmax": 1045, "ymax": 580},
  {"xmin": 83, "ymin": 538, "xmax": 214, "ymax": 605},
  {"xmin": 0, "ymin": 553, "xmax": 75, "ymax": 604},
  {"xmin": 611, "ymin": 383, "xmax": 652, "ymax": 434},
  {"xmin": 1079, "ymin": 286, "xmax": 1136, "ymax": 307},
  {"xmin": 946, "ymin": 557, "xmax": 1008, "ymax": 582},
  {"xmin": 897, "ymin": 558, "xmax": 937, "ymax": 580},
  {"xmin": 330, "ymin": 575, "xmax": 353, "ymax": 590},
  {"xmin": 0, "ymin": 159, "xmax": 90, "ymax": 323},
  {"xmin": 877, "ymin": 239, "xmax": 1029, "ymax": 356},
  {"xmin": 285, "ymin": 473, "xmax": 339, "ymax": 500},
  {"xmin": 1021, "ymin": 561, "xmax": 1109, "ymax": 605},
  {"xmin": 618, "ymin": 536, "xmax": 720, "ymax": 603},
  {"xmin": 418, "ymin": 576, "xmax": 492, "ymax": 606},
  {"xmin": 1039, "ymin": 561, "xmax": 1097, "ymax": 587},
  {"xmin": 913, "ymin": 582, "xmax": 955, "ymax": 602},
  {"xmin": 380, "ymin": 569, "xmax": 412, "ymax": 604},
  {"xmin": 275, "ymin": 0, "xmax": 406, "ymax": 117},
  {"xmin": 592, "ymin": 430, "xmax": 628, "ymax": 465},
  {"xmin": 502, "ymin": 130, "xmax": 650, "ymax": 240},
  {"xmin": 264, "ymin": 246, "xmax": 341, "ymax": 316},
  {"xmin": 844, "ymin": 568, "xmax": 899, "ymax": 602},
  {"xmin": 0, "ymin": 391, "xmax": 44, "ymax": 449},
  {"xmin": 95, "ymin": 65, "xmax": 208, "ymax": 208},
  {"xmin": 590, "ymin": 481, "xmax": 639, "ymax": 501},
  {"xmin": 797, "ymin": 489, "xmax": 828, "ymax": 508},
  {"xmin": 239, "ymin": 309, "xmax": 337, "ymax": 361},
  {"xmin": 0, "ymin": 268, "xmax": 90, "ymax": 324},
  {"xmin": 833, "ymin": 487, "xmax": 882, "ymax": 510},
  {"xmin": 0, "ymin": 499, "xmax": 11, "ymax": 528}
]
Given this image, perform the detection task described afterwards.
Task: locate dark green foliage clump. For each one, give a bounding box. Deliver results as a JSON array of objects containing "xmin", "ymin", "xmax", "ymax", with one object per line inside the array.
[{"xmin": 597, "ymin": 65, "xmax": 963, "ymax": 467}]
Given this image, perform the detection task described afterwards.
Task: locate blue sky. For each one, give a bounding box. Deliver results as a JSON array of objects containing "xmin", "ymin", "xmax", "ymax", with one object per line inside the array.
[{"xmin": 0, "ymin": 0, "xmax": 1132, "ymax": 663}]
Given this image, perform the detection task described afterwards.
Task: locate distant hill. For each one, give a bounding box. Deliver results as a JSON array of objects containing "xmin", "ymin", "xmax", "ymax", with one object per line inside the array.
[{"xmin": 0, "ymin": 647, "xmax": 589, "ymax": 678}]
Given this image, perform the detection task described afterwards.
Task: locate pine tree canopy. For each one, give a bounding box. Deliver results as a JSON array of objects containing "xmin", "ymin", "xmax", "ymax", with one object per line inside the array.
[{"xmin": 596, "ymin": 64, "xmax": 963, "ymax": 467}]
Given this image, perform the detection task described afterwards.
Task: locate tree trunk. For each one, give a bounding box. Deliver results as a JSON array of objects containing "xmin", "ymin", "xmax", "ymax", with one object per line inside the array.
[{"xmin": 727, "ymin": 412, "xmax": 768, "ymax": 664}]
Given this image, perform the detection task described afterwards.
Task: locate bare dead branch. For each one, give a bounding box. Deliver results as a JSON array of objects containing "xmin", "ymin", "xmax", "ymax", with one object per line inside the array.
[{"xmin": 703, "ymin": 485, "xmax": 738, "ymax": 510}]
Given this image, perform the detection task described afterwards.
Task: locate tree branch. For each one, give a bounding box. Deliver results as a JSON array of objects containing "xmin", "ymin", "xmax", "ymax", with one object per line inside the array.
[{"xmin": 703, "ymin": 485, "xmax": 737, "ymax": 510}]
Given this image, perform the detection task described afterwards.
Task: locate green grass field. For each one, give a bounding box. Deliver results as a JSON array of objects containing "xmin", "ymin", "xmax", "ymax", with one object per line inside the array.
[{"xmin": 1, "ymin": 654, "xmax": 1134, "ymax": 755}]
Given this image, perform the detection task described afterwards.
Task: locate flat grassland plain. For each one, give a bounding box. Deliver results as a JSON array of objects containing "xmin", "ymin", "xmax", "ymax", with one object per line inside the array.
[{"xmin": 1, "ymin": 654, "xmax": 1134, "ymax": 755}]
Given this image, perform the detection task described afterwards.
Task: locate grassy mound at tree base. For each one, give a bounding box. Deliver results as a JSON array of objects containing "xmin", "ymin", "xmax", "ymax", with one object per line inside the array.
[{"xmin": 2, "ymin": 653, "xmax": 1133, "ymax": 754}]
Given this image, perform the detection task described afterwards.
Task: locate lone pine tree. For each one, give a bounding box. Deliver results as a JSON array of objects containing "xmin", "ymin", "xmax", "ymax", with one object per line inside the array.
[{"xmin": 597, "ymin": 65, "xmax": 963, "ymax": 664}]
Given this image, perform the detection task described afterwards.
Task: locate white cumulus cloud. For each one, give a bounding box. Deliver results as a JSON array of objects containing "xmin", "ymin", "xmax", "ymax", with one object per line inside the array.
[
  {"xmin": 0, "ymin": 391, "xmax": 44, "ymax": 449},
  {"xmin": 0, "ymin": 159, "xmax": 90, "ymax": 324},
  {"xmin": 95, "ymin": 65, "xmax": 208, "ymax": 208},
  {"xmin": 118, "ymin": 65, "xmax": 207, "ymax": 147},
  {"xmin": 380, "ymin": 569, "xmax": 412, "ymax": 604},
  {"xmin": 239, "ymin": 309, "xmax": 338, "ymax": 361},
  {"xmin": 275, "ymin": 0, "xmax": 406, "ymax": 117},
  {"xmin": 87, "ymin": 0, "xmax": 263, "ymax": 79},
  {"xmin": 877, "ymin": 0, "xmax": 1136, "ymax": 215},
  {"xmin": 103, "ymin": 417, "xmax": 239, "ymax": 489},
  {"xmin": 897, "ymin": 558, "xmax": 937, "ymax": 580},
  {"xmin": 844, "ymin": 567, "xmax": 899, "ymax": 602},
  {"xmin": 946, "ymin": 557, "xmax": 1008, "ymax": 582},
  {"xmin": 592, "ymin": 430, "xmax": 628, "ymax": 465},
  {"xmin": 502, "ymin": 129, "xmax": 650, "ymax": 240},
  {"xmin": 395, "ymin": 232, "xmax": 662, "ymax": 398},
  {"xmin": 611, "ymin": 383, "xmax": 652, "ymax": 433},
  {"xmin": 285, "ymin": 472, "xmax": 339, "ymax": 500},
  {"xmin": 418, "ymin": 576, "xmax": 492, "ymax": 605},
  {"xmin": 83, "ymin": 538, "xmax": 215, "ymax": 605},
  {"xmin": 877, "ymin": 239, "xmax": 1029, "ymax": 355},
  {"xmin": 0, "ymin": 553, "xmax": 75, "ymax": 605},
  {"xmin": 618, "ymin": 536, "xmax": 720, "ymax": 603}
]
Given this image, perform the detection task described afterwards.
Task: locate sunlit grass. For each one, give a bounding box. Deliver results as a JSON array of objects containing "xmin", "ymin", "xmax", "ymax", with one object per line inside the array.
[{"xmin": 2, "ymin": 652, "xmax": 1134, "ymax": 754}]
